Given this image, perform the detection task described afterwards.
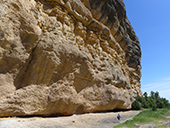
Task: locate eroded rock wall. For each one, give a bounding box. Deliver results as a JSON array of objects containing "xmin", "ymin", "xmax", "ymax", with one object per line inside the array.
[{"xmin": 0, "ymin": 0, "xmax": 142, "ymax": 117}]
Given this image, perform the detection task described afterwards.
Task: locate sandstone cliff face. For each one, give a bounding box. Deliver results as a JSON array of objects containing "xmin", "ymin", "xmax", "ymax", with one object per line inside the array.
[{"xmin": 0, "ymin": 0, "xmax": 142, "ymax": 117}]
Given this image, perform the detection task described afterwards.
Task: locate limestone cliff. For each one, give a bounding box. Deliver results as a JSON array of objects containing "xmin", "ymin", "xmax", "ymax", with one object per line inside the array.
[{"xmin": 0, "ymin": 0, "xmax": 142, "ymax": 117}]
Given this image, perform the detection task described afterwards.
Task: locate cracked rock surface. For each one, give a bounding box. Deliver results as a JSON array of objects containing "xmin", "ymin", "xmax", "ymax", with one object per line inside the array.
[{"xmin": 0, "ymin": 0, "xmax": 142, "ymax": 117}]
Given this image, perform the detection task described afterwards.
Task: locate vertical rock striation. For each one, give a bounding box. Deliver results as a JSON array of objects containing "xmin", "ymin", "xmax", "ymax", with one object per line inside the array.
[{"xmin": 0, "ymin": 0, "xmax": 142, "ymax": 117}]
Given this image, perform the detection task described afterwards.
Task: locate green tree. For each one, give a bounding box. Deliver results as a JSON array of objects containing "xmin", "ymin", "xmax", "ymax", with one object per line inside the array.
[
  {"xmin": 143, "ymin": 92, "xmax": 148, "ymax": 98},
  {"xmin": 132, "ymin": 100, "xmax": 141, "ymax": 110},
  {"xmin": 136, "ymin": 95, "xmax": 145, "ymax": 103},
  {"xmin": 150, "ymin": 91, "xmax": 155, "ymax": 99},
  {"xmin": 156, "ymin": 99, "xmax": 165, "ymax": 108},
  {"xmin": 142, "ymin": 100, "xmax": 150, "ymax": 108},
  {"xmin": 155, "ymin": 91, "xmax": 160, "ymax": 100},
  {"xmin": 161, "ymin": 98, "xmax": 170, "ymax": 108},
  {"xmin": 136, "ymin": 95, "xmax": 149, "ymax": 108},
  {"xmin": 131, "ymin": 91, "xmax": 170, "ymax": 110}
]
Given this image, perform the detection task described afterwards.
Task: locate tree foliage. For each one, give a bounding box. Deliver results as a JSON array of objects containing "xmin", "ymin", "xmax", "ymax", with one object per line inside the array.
[
  {"xmin": 132, "ymin": 100, "xmax": 141, "ymax": 110},
  {"xmin": 132, "ymin": 91, "xmax": 170, "ymax": 111}
]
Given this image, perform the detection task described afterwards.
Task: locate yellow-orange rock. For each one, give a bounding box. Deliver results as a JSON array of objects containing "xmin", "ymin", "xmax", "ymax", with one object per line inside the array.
[{"xmin": 0, "ymin": 0, "xmax": 142, "ymax": 117}]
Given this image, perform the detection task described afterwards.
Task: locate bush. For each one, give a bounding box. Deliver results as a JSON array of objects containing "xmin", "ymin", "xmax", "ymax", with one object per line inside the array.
[
  {"xmin": 148, "ymin": 98, "xmax": 156, "ymax": 108},
  {"xmin": 161, "ymin": 98, "xmax": 170, "ymax": 108},
  {"xmin": 142, "ymin": 101, "xmax": 150, "ymax": 108},
  {"xmin": 152, "ymin": 103, "xmax": 157, "ymax": 111},
  {"xmin": 156, "ymin": 100, "xmax": 165, "ymax": 108},
  {"xmin": 132, "ymin": 100, "xmax": 141, "ymax": 110}
]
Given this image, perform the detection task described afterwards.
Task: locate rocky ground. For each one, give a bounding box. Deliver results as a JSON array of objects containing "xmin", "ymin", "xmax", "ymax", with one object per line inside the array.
[
  {"xmin": 0, "ymin": 110, "xmax": 140, "ymax": 128},
  {"xmin": 1, "ymin": 110, "xmax": 169, "ymax": 128}
]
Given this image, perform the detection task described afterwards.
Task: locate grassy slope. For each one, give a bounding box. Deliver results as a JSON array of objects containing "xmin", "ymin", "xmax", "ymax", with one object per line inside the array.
[{"xmin": 114, "ymin": 108, "xmax": 170, "ymax": 128}]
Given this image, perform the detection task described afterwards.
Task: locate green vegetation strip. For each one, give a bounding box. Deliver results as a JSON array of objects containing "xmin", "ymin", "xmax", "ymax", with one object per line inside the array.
[{"xmin": 114, "ymin": 108, "xmax": 170, "ymax": 128}]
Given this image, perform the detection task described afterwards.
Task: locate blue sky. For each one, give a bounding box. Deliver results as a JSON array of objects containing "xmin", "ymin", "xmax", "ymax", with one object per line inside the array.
[{"xmin": 123, "ymin": 0, "xmax": 170, "ymax": 101}]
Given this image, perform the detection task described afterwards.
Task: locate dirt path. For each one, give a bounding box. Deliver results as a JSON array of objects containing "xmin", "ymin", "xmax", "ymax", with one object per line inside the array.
[{"xmin": 0, "ymin": 110, "xmax": 140, "ymax": 128}]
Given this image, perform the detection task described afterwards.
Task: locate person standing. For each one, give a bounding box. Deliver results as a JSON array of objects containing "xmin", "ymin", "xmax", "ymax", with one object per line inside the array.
[{"xmin": 117, "ymin": 113, "xmax": 121, "ymax": 120}]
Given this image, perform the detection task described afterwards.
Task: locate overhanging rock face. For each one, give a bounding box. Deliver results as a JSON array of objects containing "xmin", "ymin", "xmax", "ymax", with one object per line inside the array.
[{"xmin": 0, "ymin": 0, "xmax": 142, "ymax": 117}]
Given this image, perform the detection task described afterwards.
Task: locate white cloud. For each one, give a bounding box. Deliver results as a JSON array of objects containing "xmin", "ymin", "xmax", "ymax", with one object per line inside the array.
[
  {"xmin": 142, "ymin": 81, "xmax": 170, "ymax": 90},
  {"xmin": 164, "ymin": 76, "xmax": 170, "ymax": 81},
  {"xmin": 143, "ymin": 82, "xmax": 160, "ymax": 88}
]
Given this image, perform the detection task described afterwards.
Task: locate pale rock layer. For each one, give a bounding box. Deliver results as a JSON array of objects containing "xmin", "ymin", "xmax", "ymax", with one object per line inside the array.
[{"xmin": 0, "ymin": 0, "xmax": 142, "ymax": 117}]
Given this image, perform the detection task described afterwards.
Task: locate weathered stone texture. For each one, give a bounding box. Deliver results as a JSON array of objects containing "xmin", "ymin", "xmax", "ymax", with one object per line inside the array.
[{"xmin": 0, "ymin": 0, "xmax": 142, "ymax": 117}]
